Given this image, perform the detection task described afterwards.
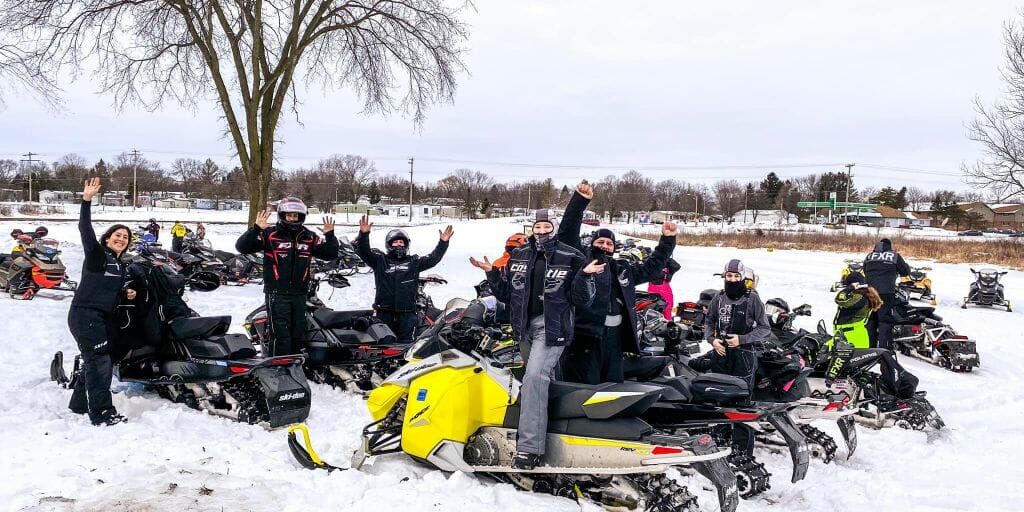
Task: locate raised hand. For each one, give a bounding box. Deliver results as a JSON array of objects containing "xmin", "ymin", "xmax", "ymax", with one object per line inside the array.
[
  {"xmin": 439, "ymin": 225, "xmax": 454, "ymax": 242},
  {"xmin": 662, "ymin": 221, "xmax": 678, "ymax": 236},
  {"xmin": 582, "ymin": 259, "xmax": 606, "ymax": 274},
  {"xmin": 359, "ymin": 215, "xmax": 372, "ymax": 233},
  {"xmin": 255, "ymin": 209, "xmax": 272, "ymax": 229},
  {"xmin": 576, "ymin": 181, "xmax": 594, "ymax": 200},
  {"xmin": 82, "ymin": 177, "xmax": 101, "ymax": 201},
  {"xmin": 469, "ymin": 256, "xmax": 493, "ymax": 272},
  {"xmin": 321, "ymin": 216, "xmax": 336, "ymax": 233}
]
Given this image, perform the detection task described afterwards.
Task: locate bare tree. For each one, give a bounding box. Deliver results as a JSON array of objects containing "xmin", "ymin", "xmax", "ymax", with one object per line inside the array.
[
  {"xmin": 1, "ymin": 1, "xmax": 470, "ymax": 223},
  {"xmin": 905, "ymin": 186, "xmax": 928, "ymax": 211},
  {"xmin": 713, "ymin": 179, "xmax": 743, "ymax": 218},
  {"xmin": 965, "ymin": 14, "xmax": 1024, "ymax": 201}
]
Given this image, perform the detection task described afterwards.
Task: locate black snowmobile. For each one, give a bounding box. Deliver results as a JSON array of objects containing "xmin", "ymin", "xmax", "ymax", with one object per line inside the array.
[
  {"xmin": 50, "ymin": 255, "xmax": 311, "ymax": 428},
  {"xmin": 213, "ymin": 249, "xmax": 264, "ymax": 285},
  {"xmin": 320, "ymin": 235, "xmax": 371, "ymax": 274},
  {"xmin": 175, "ymin": 235, "xmax": 231, "ymax": 282},
  {"xmin": 622, "ymin": 356, "xmax": 810, "ymax": 499},
  {"xmin": 891, "ymin": 290, "xmax": 979, "ymax": 372},
  {"xmin": 674, "ymin": 289, "xmax": 718, "ymax": 342},
  {"xmin": 963, "ymin": 267, "xmax": 1011, "ymax": 312},
  {"xmin": 807, "ymin": 330, "xmax": 945, "ymax": 431},
  {"xmin": 245, "ymin": 270, "xmax": 406, "ymax": 392}
]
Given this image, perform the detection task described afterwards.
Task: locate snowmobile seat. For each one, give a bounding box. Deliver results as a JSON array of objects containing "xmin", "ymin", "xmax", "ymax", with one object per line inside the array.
[
  {"xmin": 689, "ymin": 374, "xmax": 750, "ymax": 405},
  {"xmin": 184, "ymin": 333, "xmax": 257, "ymax": 359},
  {"xmin": 312, "ymin": 308, "xmax": 374, "ymax": 329},
  {"xmin": 547, "ymin": 381, "xmax": 664, "ymax": 420},
  {"xmin": 169, "ymin": 315, "xmax": 231, "ymax": 340},
  {"xmin": 622, "ymin": 355, "xmax": 674, "ymax": 381},
  {"xmin": 500, "ymin": 407, "xmax": 655, "ymax": 441}
]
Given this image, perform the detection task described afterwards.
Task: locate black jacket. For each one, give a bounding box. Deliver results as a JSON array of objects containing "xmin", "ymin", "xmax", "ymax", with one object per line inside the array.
[
  {"xmin": 355, "ymin": 231, "xmax": 449, "ymax": 312},
  {"xmin": 487, "ymin": 237, "xmax": 595, "ymax": 347},
  {"xmin": 71, "ymin": 201, "xmax": 129, "ymax": 313},
  {"xmin": 235, "ymin": 223, "xmax": 339, "ymax": 295},
  {"xmin": 863, "ymin": 240, "xmax": 911, "ymax": 294},
  {"xmin": 558, "ymin": 192, "xmax": 676, "ymax": 353}
]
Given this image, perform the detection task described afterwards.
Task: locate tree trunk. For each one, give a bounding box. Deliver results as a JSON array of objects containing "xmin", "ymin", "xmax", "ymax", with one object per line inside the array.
[{"xmin": 245, "ymin": 160, "xmax": 272, "ymax": 226}]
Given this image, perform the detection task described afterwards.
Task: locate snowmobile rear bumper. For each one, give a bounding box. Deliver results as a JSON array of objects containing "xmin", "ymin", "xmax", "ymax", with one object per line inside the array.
[{"xmin": 253, "ymin": 363, "xmax": 312, "ymax": 428}]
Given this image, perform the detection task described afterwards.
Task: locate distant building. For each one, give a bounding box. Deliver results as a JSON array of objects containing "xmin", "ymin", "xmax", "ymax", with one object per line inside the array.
[
  {"xmin": 993, "ymin": 204, "xmax": 1024, "ymax": 230},
  {"xmin": 38, "ymin": 190, "xmax": 77, "ymax": 204},
  {"xmin": 732, "ymin": 209, "xmax": 798, "ymax": 225}
]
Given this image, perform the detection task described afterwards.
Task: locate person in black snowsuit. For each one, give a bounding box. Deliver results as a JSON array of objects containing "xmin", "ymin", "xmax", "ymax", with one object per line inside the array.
[
  {"xmin": 67, "ymin": 177, "xmax": 135, "ymax": 426},
  {"xmin": 144, "ymin": 219, "xmax": 160, "ymax": 240},
  {"xmin": 235, "ymin": 197, "xmax": 339, "ymax": 356},
  {"xmin": 470, "ymin": 209, "xmax": 601, "ymax": 470},
  {"xmin": 688, "ymin": 259, "xmax": 770, "ymax": 392},
  {"xmin": 862, "ymin": 238, "xmax": 911, "ymax": 350},
  {"xmin": 556, "ymin": 182, "xmax": 679, "ymax": 384},
  {"xmin": 355, "ymin": 216, "xmax": 454, "ymax": 343}
]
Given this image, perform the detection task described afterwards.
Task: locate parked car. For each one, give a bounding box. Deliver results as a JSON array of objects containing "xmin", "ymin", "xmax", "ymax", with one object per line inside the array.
[
  {"xmin": 908, "ymin": 225, "xmax": 924, "ymax": 230},
  {"xmin": 1010, "ymin": 232, "xmax": 1024, "ymax": 238},
  {"xmin": 958, "ymin": 230, "xmax": 984, "ymax": 236},
  {"xmin": 997, "ymin": 228, "xmax": 1017, "ymax": 235},
  {"xmin": 983, "ymin": 227, "xmax": 1001, "ymax": 234},
  {"xmin": 582, "ymin": 218, "xmax": 600, "ymax": 226}
]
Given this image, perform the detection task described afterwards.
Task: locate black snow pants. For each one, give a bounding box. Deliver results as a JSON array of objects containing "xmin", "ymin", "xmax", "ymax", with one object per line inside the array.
[
  {"xmin": 67, "ymin": 306, "xmax": 120, "ymax": 424},
  {"xmin": 376, "ymin": 310, "xmax": 419, "ymax": 344},
  {"xmin": 563, "ymin": 325, "xmax": 626, "ymax": 385},
  {"xmin": 867, "ymin": 293, "xmax": 896, "ymax": 350},
  {"xmin": 266, "ymin": 292, "xmax": 307, "ymax": 356}
]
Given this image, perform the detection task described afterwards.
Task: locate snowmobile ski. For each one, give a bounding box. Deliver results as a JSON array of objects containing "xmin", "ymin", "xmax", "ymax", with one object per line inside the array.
[{"xmin": 837, "ymin": 414, "xmax": 858, "ymax": 459}]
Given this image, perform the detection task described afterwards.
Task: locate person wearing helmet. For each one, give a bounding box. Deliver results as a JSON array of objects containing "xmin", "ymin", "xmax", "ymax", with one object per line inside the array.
[
  {"xmin": 832, "ymin": 270, "xmax": 882, "ymax": 349},
  {"xmin": 470, "ymin": 207, "xmax": 600, "ymax": 470},
  {"xmin": 688, "ymin": 259, "xmax": 770, "ymax": 393},
  {"xmin": 170, "ymin": 220, "xmax": 189, "ymax": 252},
  {"xmin": 355, "ymin": 216, "xmax": 454, "ymax": 343},
  {"xmin": 553, "ymin": 181, "xmax": 680, "ymax": 384},
  {"xmin": 863, "ymin": 238, "xmax": 911, "ymax": 350},
  {"xmin": 195, "ymin": 222, "xmax": 206, "ymax": 241},
  {"xmin": 145, "ymin": 218, "xmax": 161, "ymax": 241},
  {"xmin": 236, "ymin": 197, "xmax": 339, "ymax": 356}
]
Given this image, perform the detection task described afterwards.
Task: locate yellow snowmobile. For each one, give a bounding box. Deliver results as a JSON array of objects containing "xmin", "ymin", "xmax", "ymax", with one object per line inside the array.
[
  {"xmin": 830, "ymin": 259, "xmax": 864, "ymax": 292},
  {"xmin": 898, "ymin": 266, "xmax": 936, "ymax": 305},
  {"xmin": 288, "ymin": 298, "xmax": 739, "ymax": 512}
]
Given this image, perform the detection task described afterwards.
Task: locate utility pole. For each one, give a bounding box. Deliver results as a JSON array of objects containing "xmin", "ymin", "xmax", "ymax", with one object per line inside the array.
[
  {"xmin": 527, "ymin": 188, "xmax": 532, "ymax": 212},
  {"xmin": 130, "ymin": 149, "xmax": 141, "ymax": 210},
  {"xmin": 408, "ymin": 157, "xmax": 414, "ymax": 222},
  {"xmin": 844, "ymin": 163, "xmax": 855, "ymax": 228},
  {"xmin": 694, "ymin": 194, "xmax": 699, "ymax": 227},
  {"xmin": 20, "ymin": 152, "xmax": 40, "ymax": 205}
]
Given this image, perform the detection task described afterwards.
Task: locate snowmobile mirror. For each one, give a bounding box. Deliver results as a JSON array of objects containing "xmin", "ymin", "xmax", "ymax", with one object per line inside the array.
[{"xmin": 327, "ymin": 275, "xmax": 351, "ymax": 289}]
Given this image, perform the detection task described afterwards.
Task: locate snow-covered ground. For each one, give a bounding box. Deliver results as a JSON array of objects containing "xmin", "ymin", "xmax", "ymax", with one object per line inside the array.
[{"xmin": 1, "ymin": 215, "xmax": 1021, "ymax": 511}]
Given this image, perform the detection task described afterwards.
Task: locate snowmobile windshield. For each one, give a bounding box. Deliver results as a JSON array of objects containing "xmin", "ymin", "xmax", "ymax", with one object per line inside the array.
[
  {"xmin": 408, "ymin": 298, "xmax": 472, "ymax": 360},
  {"xmin": 978, "ymin": 269, "xmax": 998, "ymax": 283},
  {"xmin": 33, "ymin": 238, "xmax": 60, "ymax": 257}
]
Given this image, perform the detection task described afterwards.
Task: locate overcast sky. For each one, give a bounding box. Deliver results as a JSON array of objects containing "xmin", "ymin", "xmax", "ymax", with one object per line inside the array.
[{"xmin": 1, "ymin": 0, "xmax": 1022, "ymax": 192}]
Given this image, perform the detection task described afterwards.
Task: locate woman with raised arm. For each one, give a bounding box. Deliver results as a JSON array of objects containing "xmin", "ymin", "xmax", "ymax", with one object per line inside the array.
[{"xmin": 67, "ymin": 177, "xmax": 135, "ymax": 426}]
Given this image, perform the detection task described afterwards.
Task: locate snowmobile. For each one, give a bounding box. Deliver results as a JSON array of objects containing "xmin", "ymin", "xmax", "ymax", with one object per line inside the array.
[
  {"xmin": 829, "ymin": 259, "xmax": 865, "ymax": 292},
  {"xmin": 213, "ymin": 249, "xmax": 264, "ymax": 285},
  {"xmin": 635, "ymin": 291, "xmax": 700, "ymax": 357},
  {"xmin": 897, "ymin": 266, "xmax": 936, "ymax": 304},
  {"xmin": 673, "ymin": 289, "xmax": 718, "ymax": 342},
  {"xmin": 50, "ymin": 255, "xmax": 310, "ymax": 428},
  {"xmin": 892, "ymin": 290, "xmax": 979, "ymax": 372},
  {"xmin": 176, "ymin": 235, "xmax": 231, "ymax": 282},
  {"xmin": 289, "ymin": 298, "xmax": 740, "ymax": 512},
  {"xmin": 622, "ymin": 356, "xmax": 809, "ymax": 499},
  {"xmin": 320, "ymin": 235, "xmax": 371, "ymax": 274},
  {"xmin": 758, "ymin": 298, "xmax": 860, "ymax": 462},
  {"xmin": 963, "ymin": 268, "xmax": 1011, "ymax": 312},
  {"xmin": 0, "ymin": 234, "xmax": 77, "ymax": 299},
  {"xmin": 244, "ymin": 270, "xmax": 405, "ymax": 393},
  {"xmin": 807, "ymin": 328, "xmax": 945, "ymax": 431}
]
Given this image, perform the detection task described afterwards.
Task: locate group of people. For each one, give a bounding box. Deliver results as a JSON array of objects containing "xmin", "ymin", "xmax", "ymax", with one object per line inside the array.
[
  {"xmin": 141, "ymin": 218, "xmax": 205, "ymax": 253},
  {"xmin": 63, "ymin": 175, "xmax": 909, "ymax": 479}
]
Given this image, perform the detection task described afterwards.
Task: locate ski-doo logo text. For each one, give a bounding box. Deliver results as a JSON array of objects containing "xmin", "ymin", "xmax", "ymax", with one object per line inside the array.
[
  {"xmin": 509, "ymin": 263, "xmax": 528, "ymax": 273},
  {"xmin": 279, "ymin": 391, "xmax": 307, "ymax": 401}
]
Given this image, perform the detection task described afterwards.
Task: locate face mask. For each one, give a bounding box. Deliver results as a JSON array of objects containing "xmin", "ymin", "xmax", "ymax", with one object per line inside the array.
[
  {"xmin": 590, "ymin": 246, "xmax": 613, "ymax": 263},
  {"xmin": 388, "ymin": 246, "xmax": 407, "ymax": 259},
  {"xmin": 534, "ymin": 232, "xmax": 555, "ymax": 251},
  {"xmin": 724, "ymin": 279, "xmax": 746, "ymax": 299}
]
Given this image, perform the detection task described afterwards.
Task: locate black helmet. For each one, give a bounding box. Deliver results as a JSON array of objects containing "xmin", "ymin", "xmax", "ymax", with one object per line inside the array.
[
  {"xmin": 698, "ymin": 288, "xmax": 718, "ymax": 307},
  {"xmin": 764, "ymin": 298, "xmax": 791, "ymax": 329},
  {"xmin": 277, "ymin": 196, "xmax": 308, "ymax": 227},
  {"xmin": 385, "ymin": 229, "xmax": 410, "ymax": 258}
]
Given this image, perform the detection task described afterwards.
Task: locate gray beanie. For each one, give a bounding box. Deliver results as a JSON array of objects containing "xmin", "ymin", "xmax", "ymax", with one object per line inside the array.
[
  {"xmin": 534, "ymin": 209, "xmax": 559, "ymax": 231},
  {"xmin": 724, "ymin": 259, "xmax": 746, "ymax": 274}
]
